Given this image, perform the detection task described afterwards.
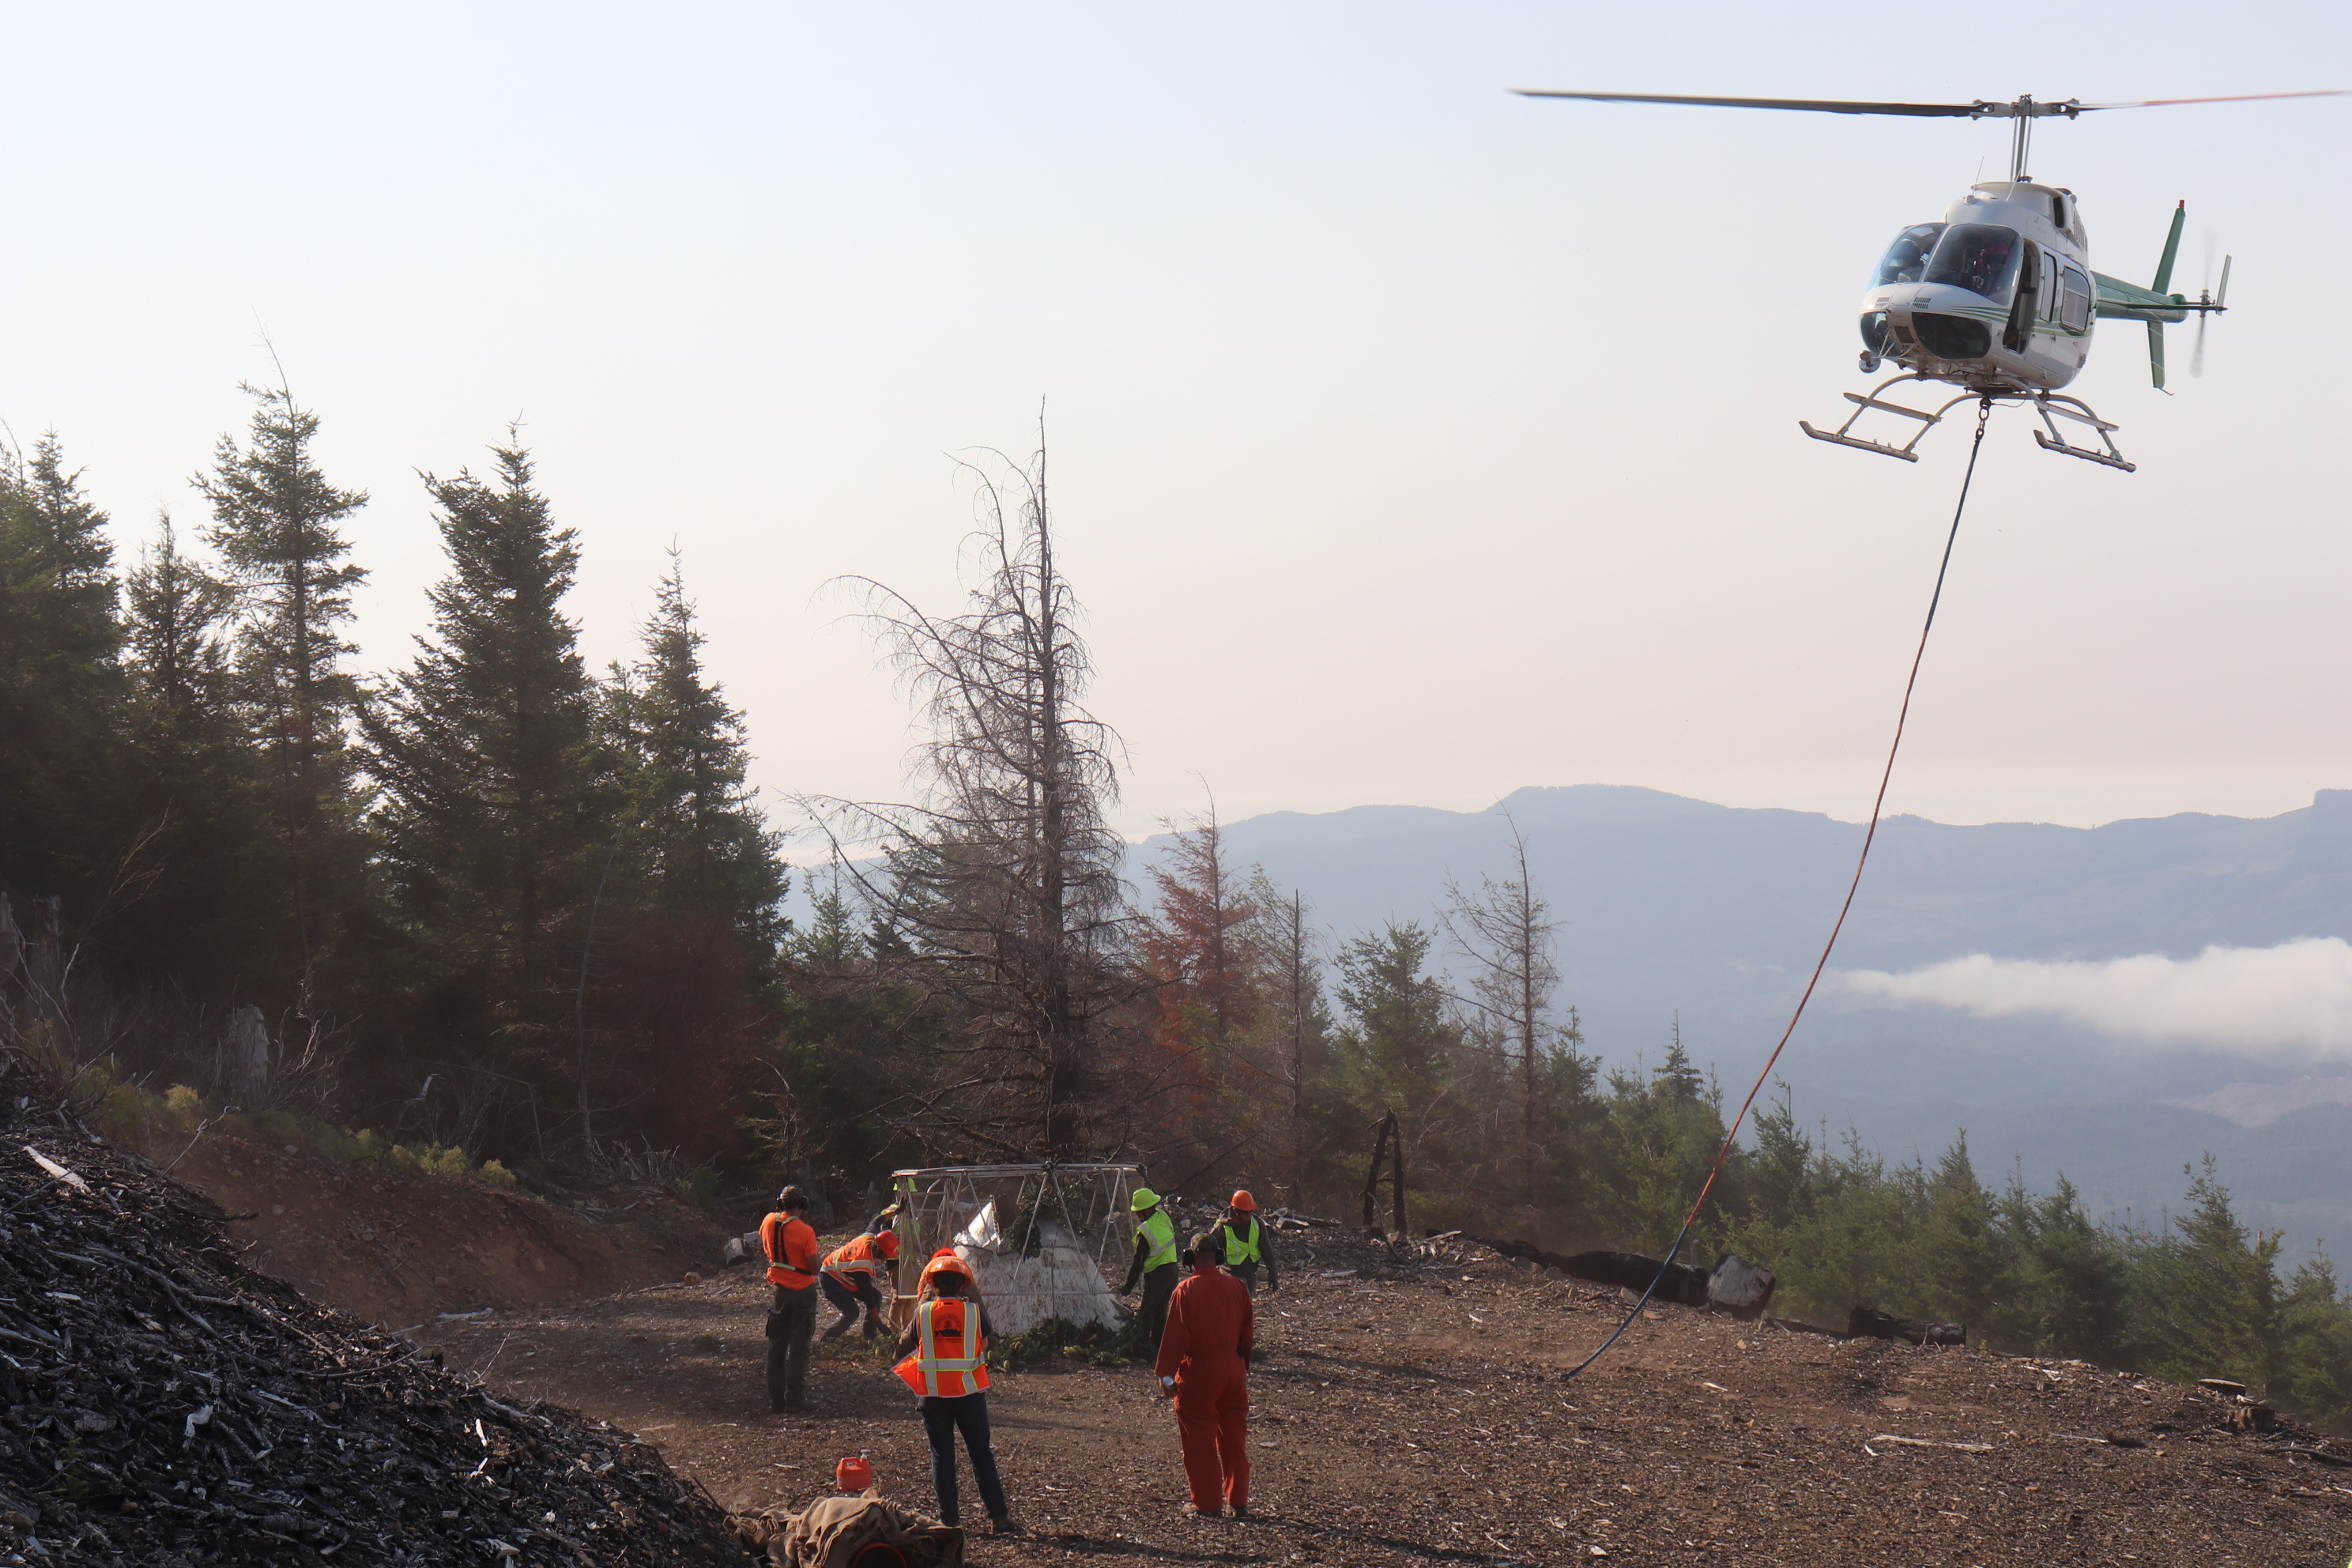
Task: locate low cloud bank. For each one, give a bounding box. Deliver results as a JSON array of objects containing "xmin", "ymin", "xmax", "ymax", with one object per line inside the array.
[{"xmin": 1835, "ymin": 937, "xmax": 2352, "ymax": 1060}]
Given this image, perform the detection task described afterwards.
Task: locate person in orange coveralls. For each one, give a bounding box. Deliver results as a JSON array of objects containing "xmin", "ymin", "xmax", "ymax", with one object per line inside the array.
[{"xmin": 1154, "ymin": 1231, "xmax": 1255, "ymax": 1520}]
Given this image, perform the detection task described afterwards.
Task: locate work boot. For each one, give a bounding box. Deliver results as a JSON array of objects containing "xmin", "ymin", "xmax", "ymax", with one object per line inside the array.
[
  {"xmin": 989, "ymin": 1517, "xmax": 1023, "ymax": 1536},
  {"xmin": 1185, "ymin": 1507, "xmax": 1223, "ymax": 1521},
  {"xmin": 1231, "ymin": 1504, "xmax": 1251, "ymax": 1521}
]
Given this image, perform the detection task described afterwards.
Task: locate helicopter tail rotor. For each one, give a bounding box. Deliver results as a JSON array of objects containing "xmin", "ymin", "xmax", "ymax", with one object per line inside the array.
[{"xmin": 2192, "ymin": 251, "xmax": 2232, "ymax": 379}]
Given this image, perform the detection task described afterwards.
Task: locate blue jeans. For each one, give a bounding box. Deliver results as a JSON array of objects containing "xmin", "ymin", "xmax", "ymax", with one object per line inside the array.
[{"xmin": 919, "ymin": 1391, "xmax": 1010, "ymax": 1526}]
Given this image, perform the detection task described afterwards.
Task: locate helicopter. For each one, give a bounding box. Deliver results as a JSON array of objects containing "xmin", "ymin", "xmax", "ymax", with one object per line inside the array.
[{"xmin": 1516, "ymin": 89, "xmax": 2346, "ymax": 471}]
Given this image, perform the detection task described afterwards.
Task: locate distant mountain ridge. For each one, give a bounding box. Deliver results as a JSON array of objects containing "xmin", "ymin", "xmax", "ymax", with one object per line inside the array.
[
  {"xmin": 1155, "ymin": 783, "xmax": 2352, "ymax": 1078},
  {"xmin": 1141, "ymin": 784, "xmax": 2352, "ymax": 1250}
]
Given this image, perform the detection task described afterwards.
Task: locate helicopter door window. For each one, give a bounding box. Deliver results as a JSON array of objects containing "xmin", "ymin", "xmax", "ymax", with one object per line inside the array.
[
  {"xmin": 2059, "ymin": 266, "xmax": 2092, "ymax": 332},
  {"xmin": 1872, "ymin": 224, "xmax": 1945, "ymax": 287},
  {"xmin": 1923, "ymin": 224, "xmax": 2023, "ymax": 302}
]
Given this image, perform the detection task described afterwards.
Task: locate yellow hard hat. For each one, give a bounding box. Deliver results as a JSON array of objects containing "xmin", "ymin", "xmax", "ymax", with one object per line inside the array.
[{"xmin": 1130, "ymin": 1187, "xmax": 1161, "ymax": 1211}]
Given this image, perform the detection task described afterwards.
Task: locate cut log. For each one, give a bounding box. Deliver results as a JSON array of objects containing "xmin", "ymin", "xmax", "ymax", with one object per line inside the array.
[
  {"xmin": 1848, "ymin": 1306, "xmax": 1965, "ymax": 1346},
  {"xmin": 1466, "ymin": 1235, "xmax": 1709, "ymax": 1306}
]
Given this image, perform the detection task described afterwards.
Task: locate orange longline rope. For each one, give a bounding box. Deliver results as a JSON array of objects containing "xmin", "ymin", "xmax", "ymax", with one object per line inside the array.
[{"xmin": 1562, "ymin": 396, "xmax": 1995, "ymax": 1380}]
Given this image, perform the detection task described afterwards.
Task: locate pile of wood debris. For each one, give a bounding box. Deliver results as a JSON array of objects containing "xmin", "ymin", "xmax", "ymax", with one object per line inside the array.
[{"xmin": 0, "ymin": 1092, "xmax": 752, "ymax": 1566}]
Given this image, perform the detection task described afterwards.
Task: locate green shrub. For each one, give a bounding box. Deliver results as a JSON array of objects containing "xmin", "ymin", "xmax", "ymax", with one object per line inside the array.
[
  {"xmin": 676, "ymin": 1165, "xmax": 722, "ymax": 1212},
  {"xmin": 107, "ymin": 1080, "xmax": 517, "ymax": 1190}
]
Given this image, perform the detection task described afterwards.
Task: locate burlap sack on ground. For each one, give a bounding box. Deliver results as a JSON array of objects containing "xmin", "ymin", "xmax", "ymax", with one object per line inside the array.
[{"xmin": 736, "ymin": 1492, "xmax": 964, "ymax": 1568}]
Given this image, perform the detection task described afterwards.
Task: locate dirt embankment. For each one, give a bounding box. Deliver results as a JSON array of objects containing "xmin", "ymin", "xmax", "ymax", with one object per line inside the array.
[{"xmin": 160, "ymin": 1134, "xmax": 726, "ymax": 1326}]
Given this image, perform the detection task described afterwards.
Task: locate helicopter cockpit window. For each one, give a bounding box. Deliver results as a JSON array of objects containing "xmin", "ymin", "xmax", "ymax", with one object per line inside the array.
[
  {"xmin": 1873, "ymin": 224, "xmax": 1946, "ymax": 286},
  {"xmin": 1923, "ymin": 224, "xmax": 2022, "ymax": 302}
]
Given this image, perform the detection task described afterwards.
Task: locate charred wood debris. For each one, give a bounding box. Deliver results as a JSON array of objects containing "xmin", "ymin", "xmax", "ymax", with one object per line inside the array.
[{"xmin": 0, "ymin": 1095, "xmax": 753, "ymax": 1567}]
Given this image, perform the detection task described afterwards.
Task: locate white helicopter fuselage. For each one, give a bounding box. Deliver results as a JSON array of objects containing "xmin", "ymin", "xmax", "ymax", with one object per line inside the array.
[{"xmin": 1858, "ymin": 181, "xmax": 2095, "ymax": 393}]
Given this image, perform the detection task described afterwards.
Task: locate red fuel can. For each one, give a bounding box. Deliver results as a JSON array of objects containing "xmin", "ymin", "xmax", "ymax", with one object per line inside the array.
[{"xmin": 836, "ymin": 1454, "xmax": 874, "ymax": 1492}]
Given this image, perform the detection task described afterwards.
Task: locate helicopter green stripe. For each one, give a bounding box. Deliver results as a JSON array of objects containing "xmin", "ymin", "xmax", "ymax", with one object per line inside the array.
[{"xmin": 2093, "ymin": 271, "xmax": 2190, "ymax": 322}]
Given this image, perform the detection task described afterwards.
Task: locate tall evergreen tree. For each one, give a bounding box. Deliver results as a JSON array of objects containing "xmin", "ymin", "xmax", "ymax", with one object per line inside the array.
[
  {"xmin": 110, "ymin": 517, "xmax": 277, "ymax": 982},
  {"xmin": 600, "ymin": 555, "xmax": 786, "ymax": 1154},
  {"xmin": 1133, "ymin": 811, "xmax": 1270, "ymax": 1165},
  {"xmin": 365, "ymin": 440, "xmax": 613, "ymax": 1142},
  {"xmin": 195, "ymin": 385, "xmax": 371, "ymax": 1001},
  {"xmin": 0, "ymin": 434, "xmax": 127, "ymax": 914},
  {"xmin": 606, "ymin": 556, "xmax": 785, "ymax": 946}
]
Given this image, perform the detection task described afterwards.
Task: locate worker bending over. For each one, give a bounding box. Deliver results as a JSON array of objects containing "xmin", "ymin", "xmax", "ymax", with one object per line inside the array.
[
  {"xmin": 1118, "ymin": 1187, "xmax": 1182, "ymax": 1352},
  {"xmin": 895, "ymin": 1249, "xmax": 1021, "ymax": 1536},
  {"xmin": 819, "ymin": 1204, "xmax": 902, "ymax": 1343},
  {"xmin": 1202, "ymin": 1190, "xmax": 1280, "ymax": 1295},
  {"xmin": 1157, "ymin": 1231, "xmax": 1255, "ymax": 1519},
  {"xmin": 760, "ymin": 1185, "xmax": 821, "ymax": 1413}
]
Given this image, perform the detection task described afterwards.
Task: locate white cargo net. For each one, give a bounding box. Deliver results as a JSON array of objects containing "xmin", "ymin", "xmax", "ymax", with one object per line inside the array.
[
  {"xmin": 891, "ymin": 1165, "xmax": 1141, "ymax": 1338},
  {"xmin": 949, "ymin": 1201, "xmax": 1123, "ymax": 1336}
]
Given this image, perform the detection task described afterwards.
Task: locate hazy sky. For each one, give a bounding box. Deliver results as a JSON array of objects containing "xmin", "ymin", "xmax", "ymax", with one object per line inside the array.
[{"xmin": 6, "ymin": 2, "xmax": 2346, "ymax": 845}]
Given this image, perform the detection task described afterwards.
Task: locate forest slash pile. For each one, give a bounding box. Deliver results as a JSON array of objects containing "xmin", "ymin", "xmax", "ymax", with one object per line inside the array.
[{"xmin": 0, "ymin": 1096, "xmax": 752, "ymax": 1566}]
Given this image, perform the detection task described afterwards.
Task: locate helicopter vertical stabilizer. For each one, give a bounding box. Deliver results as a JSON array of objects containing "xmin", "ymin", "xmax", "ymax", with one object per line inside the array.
[{"xmin": 2152, "ymin": 200, "xmax": 2186, "ymax": 294}]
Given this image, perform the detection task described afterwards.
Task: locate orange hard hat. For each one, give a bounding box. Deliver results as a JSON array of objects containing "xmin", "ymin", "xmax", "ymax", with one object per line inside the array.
[
  {"xmin": 1228, "ymin": 1190, "xmax": 1257, "ymax": 1212},
  {"xmin": 919, "ymin": 1247, "xmax": 973, "ymax": 1286}
]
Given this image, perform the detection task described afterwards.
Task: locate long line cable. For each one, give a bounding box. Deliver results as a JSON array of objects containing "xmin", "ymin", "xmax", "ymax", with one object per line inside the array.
[{"xmin": 1561, "ymin": 396, "xmax": 1996, "ymax": 1381}]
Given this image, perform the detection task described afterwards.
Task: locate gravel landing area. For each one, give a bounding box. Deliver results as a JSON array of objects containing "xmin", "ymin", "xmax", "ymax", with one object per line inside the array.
[{"xmin": 420, "ymin": 1236, "xmax": 2352, "ymax": 1566}]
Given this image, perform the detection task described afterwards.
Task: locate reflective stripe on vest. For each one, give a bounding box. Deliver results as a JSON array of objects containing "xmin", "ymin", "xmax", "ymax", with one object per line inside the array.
[
  {"xmin": 824, "ymin": 1233, "xmax": 883, "ymax": 1281},
  {"xmin": 1136, "ymin": 1210, "xmax": 1178, "ymax": 1272},
  {"xmin": 895, "ymin": 1298, "xmax": 988, "ymax": 1397},
  {"xmin": 1223, "ymin": 1218, "xmax": 1261, "ymax": 1266}
]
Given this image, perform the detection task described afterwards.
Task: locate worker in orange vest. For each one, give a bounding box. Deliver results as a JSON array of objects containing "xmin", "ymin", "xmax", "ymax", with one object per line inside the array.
[
  {"xmin": 1156, "ymin": 1231, "xmax": 1255, "ymax": 1519},
  {"xmin": 760, "ymin": 1185, "xmax": 821, "ymax": 1413},
  {"xmin": 819, "ymin": 1208, "xmax": 903, "ymax": 1343},
  {"xmin": 894, "ymin": 1249, "xmax": 1020, "ymax": 1536}
]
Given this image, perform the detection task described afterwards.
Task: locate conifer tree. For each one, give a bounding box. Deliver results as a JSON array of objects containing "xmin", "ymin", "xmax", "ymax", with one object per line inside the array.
[
  {"xmin": 0, "ymin": 434, "xmax": 127, "ymax": 912},
  {"xmin": 111, "ymin": 517, "xmax": 277, "ymax": 982},
  {"xmin": 606, "ymin": 556, "xmax": 785, "ymax": 947},
  {"xmin": 599, "ymin": 554, "xmax": 786, "ymax": 1152},
  {"xmin": 1133, "ymin": 812, "xmax": 1270, "ymax": 1164},
  {"xmin": 365, "ymin": 441, "xmax": 613, "ymax": 1104},
  {"xmin": 195, "ymin": 386, "xmax": 371, "ymax": 998}
]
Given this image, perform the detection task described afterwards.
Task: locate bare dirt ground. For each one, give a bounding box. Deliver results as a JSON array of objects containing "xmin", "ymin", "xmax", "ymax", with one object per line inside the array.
[
  {"xmin": 166, "ymin": 1134, "xmax": 726, "ymax": 1325},
  {"xmin": 409, "ymin": 1241, "xmax": 2352, "ymax": 1567}
]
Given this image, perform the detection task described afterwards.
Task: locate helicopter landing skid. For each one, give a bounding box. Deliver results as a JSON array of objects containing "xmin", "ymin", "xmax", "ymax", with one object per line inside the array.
[
  {"xmin": 1800, "ymin": 376, "xmax": 1980, "ymax": 463},
  {"xmin": 2026, "ymin": 393, "xmax": 2135, "ymax": 472},
  {"xmin": 1800, "ymin": 376, "xmax": 2137, "ymax": 472}
]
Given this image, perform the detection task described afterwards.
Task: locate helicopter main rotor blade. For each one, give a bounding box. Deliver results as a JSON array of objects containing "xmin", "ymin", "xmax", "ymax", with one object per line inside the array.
[
  {"xmin": 1511, "ymin": 89, "xmax": 1986, "ymax": 116},
  {"xmin": 2078, "ymin": 89, "xmax": 2349, "ymax": 111}
]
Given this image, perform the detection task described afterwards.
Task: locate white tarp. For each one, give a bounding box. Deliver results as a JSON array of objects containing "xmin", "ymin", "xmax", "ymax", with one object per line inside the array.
[{"xmin": 948, "ymin": 1203, "xmax": 1124, "ymax": 1336}]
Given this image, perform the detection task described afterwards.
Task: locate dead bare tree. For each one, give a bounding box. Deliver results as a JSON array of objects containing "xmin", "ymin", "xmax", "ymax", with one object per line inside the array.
[
  {"xmin": 1240, "ymin": 874, "xmax": 1324, "ymax": 1208},
  {"xmin": 1444, "ymin": 816, "xmax": 1563, "ymax": 1209},
  {"xmin": 806, "ymin": 434, "xmax": 1136, "ymax": 1159}
]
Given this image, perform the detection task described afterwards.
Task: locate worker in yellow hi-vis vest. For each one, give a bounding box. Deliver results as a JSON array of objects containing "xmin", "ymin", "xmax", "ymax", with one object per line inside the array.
[
  {"xmin": 1202, "ymin": 1189, "xmax": 1280, "ymax": 1295},
  {"xmin": 1118, "ymin": 1187, "xmax": 1182, "ymax": 1351}
]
